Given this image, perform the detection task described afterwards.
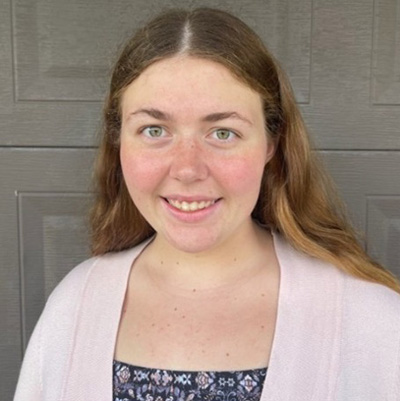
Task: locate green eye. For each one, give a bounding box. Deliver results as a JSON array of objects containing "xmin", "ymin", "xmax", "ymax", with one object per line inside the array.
[
  {"xmin": 143, "ymin": 126, "xmax": 164, "ymax": 137},
  {"xmin": 215, "ymin": 129, "xmax": 234, "ymax": 140}
]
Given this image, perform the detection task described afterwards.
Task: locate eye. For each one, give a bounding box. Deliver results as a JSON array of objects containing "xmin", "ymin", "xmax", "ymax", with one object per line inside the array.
[
  {"xmin": 141, "ymin": 126, "xmax": 165, "ymax": 138},
  {"xmin": 211, "ymin": 128, "xmax": 237, "ymax": 141}
]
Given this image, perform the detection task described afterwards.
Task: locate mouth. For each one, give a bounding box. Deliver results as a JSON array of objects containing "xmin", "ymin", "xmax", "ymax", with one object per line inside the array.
[{"xmin": 163, "ymin": 198, "xmax": 220, "ymax": 212}]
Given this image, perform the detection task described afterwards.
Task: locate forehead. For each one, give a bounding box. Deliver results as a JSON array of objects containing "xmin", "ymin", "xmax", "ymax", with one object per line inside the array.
[{"xmin": 120, "ymin": 56, "xmax": 263, "ymax": 118}]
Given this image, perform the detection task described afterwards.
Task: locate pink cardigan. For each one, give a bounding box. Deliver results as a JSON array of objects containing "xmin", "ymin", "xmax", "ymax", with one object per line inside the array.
[{"xmin": 14, "ymin": 233, "xmax": 400, "ymax": 400}]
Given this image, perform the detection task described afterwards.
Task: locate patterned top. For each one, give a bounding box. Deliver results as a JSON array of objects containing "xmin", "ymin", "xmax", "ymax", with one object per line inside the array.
[{"xmin": 113, "ymin": 360, "xmax": 267, "ymax": 401}]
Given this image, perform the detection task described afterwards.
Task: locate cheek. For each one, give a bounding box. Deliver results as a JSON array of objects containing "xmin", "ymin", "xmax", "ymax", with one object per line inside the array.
[
  {"xmin": 214, "ymin": 151, "xmax": 266, "ymax": 196},
  {"xmin": 120, "ymin": 147, "xmax": 163, "ymax": 195}
]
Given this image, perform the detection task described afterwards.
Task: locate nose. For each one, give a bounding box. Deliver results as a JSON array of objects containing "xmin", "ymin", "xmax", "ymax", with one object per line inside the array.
[{"xmin": 169, "ymin": 138, "xmax": 209, "ymax": 183}]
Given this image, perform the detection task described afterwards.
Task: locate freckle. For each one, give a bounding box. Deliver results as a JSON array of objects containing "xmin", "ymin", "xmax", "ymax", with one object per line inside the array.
[
  {"xmin": 160, "ymin": 260, "xmax": 164, "ymax": 265},
  {"xmin": 193, "ymin": 288, "xmax": 196, "ymax": 292},
  {"xmin": 174, "ymin": 307, "xmax": 178, "ymax": 311},
  {"xmin": 202, "ymin": 350, "xmax": 205, "ymax": 354},
  {"xmin": 261, "ymin": 325, "xmax": 265, "ymax": 329},
  {"xmin": 261, "ymin": 293, "xmax": 265, "ymax": 297},
  {"xmin": 182, "ymin": 315, "xmax": 186, "ymax": 319},
  {"xmin": 226, "ymin": 353, "xmax": 230, "ymax": 357},
  {"xmin": 151, "ymin": 323, "xmax": 155, "ymax": 327},
  {"xmin": 167, "ymin": 323, "xmax": 171, "ymax": 327},
  {"xmin": 176, "ymin": 261, "xmax": 180, "ymax": 265},
  {"xmin": 233, "ymin": 257, "xmax": 237, "ymax": 262}
]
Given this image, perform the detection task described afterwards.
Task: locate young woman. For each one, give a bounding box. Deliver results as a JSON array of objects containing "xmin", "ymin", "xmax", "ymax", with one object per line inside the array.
[{"xmin": 14, "ymin": 8, "xmax": 400, "ymax": 401}]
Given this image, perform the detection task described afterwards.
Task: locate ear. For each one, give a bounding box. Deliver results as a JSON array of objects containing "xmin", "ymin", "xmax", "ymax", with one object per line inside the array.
[{"xmin": 264, "ymin": 138, "xmax": 276, "ymax": 165}]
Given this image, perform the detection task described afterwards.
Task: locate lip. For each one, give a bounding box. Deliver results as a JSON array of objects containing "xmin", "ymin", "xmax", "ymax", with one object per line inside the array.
[
  {"xmin": 160, "ymin": 196, "xmax": 222, "ymax": 223},
  {"xmin": 162, "ymin": 195, "xmax": 219, "ymax": 202}
]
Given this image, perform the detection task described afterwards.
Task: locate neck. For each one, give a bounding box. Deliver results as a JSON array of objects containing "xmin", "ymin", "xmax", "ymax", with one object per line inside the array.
[{"xmin": 140, "ymin": 222, "xmax": 274, "ymax": 292}]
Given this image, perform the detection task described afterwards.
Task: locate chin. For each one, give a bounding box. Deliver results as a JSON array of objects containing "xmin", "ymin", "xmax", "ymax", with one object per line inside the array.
[{"xmin": 163, "ymin": 231, "xmax": 222, "ymax": 255}]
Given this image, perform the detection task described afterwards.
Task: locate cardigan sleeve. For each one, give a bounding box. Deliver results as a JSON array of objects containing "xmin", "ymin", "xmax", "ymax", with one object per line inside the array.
[
  {"xmin": 13, "ymin": 255, "xmax": 100, "ymax": 401},
  {"xmin": 13, "ymin": 314, "xmax": 43, "ymax": 400},
  {"xmin": 396, "ymin": 335, "xmax": 400, "ymax": 400}
]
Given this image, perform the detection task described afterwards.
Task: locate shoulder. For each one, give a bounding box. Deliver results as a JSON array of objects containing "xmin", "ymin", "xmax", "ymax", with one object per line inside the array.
[
  {"xmin": 46, "ymin": 255, "xmax": 99, "ymax": 305},
  {"xmin": 274, "ymin": 231, "xmax": 400, "ymax": 331},
  {"xmin": 42, "ymin": 239, "xmax": 152, "ymax": 324},
  {"xmin": 274, "ymin": 231, "xmax": 400, "ymax": 304},
  {"xmin": 336, "ymin": 276, "xmax": 400, "ymax": 396},
  {"xmin": 17, "ymin": 242, "xmax": 151, "ymax": 400},
  {"xmin": 337, "ymin": 271, "xmax": 400, "ymax": 389},
  {"xmin": 342, "ymin": 274, "xmax": 400, "ymax": 330},
  {"xmin": 32, "ymin": 240, "xmax": 152, "ymax": 363}
]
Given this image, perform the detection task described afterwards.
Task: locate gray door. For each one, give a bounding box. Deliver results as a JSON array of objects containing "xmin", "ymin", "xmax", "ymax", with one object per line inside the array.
[{"xmin": 1, "ymin": 0, "xmax": 399, "ymax": 398}]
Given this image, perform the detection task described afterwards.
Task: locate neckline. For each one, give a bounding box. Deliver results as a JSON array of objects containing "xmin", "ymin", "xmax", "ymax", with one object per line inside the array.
[{"xmin": 113, "ymin": 359, "xmax": 268, "ymax": 374}]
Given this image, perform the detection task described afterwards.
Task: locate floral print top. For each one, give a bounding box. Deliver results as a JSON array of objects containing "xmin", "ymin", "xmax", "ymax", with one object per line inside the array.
[{"xmin": 113, "ymin": 360, "xmax": 267, "ymax": 401}]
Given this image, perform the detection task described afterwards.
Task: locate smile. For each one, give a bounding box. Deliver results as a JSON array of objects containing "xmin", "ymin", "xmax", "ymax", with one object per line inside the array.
[{"xmin": 166, "ymin": 198, "xmax": 217, "ymax": 212}]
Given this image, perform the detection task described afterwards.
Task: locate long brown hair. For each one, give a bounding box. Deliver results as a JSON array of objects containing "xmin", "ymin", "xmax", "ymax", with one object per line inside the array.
[{"xmin": 90, "ymin": 7, "xmax": 400, "ymax": 293}]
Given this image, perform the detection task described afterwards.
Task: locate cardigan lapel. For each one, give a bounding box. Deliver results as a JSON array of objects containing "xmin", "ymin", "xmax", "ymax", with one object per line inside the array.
[
  {"xmin": 63, "ymin": 239, "xmax": 152, "ymax": 401},
  {"xmin": 260, "ymin": 233, "xmax": 344, "ymax": 400}
]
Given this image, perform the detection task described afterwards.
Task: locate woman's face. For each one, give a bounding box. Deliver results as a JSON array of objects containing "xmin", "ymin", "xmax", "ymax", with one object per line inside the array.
[{"xmin": 120, "ymin": 56, "xmax": 275, "ymax": 254}]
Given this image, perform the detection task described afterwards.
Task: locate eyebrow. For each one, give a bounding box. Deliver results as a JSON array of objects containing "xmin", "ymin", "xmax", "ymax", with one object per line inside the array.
[
  {"xmin": 127, "ymin": 108, "xmax": 253, "ymax": 126},
  {"xmin": 203, "ymin": 111, "xmax": 253, "ymax": 126},
  {"xmin": 129, "ymin": 108, "xmax": 172, "ymax": 120}
]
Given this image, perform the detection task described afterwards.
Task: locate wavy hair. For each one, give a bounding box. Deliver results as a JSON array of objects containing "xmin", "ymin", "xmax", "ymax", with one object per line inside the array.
[{"xmin": 90, "ymin": 7, "xmax": 400, "ymax": 293}]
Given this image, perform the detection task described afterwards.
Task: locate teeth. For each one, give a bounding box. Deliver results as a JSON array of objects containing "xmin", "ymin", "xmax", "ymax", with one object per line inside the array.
[{"xmin": 167, "ymin": 199, "xmax": 216, "ymax": 212}]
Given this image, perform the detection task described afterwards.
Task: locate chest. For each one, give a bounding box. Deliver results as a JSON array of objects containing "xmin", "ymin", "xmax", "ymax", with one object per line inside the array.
[{"xmin": 114, "ymin": 268, "xmax": 279, "ymax": 371}]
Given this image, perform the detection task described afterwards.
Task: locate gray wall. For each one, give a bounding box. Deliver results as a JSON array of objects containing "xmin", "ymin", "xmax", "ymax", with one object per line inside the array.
[{"xmin": 1, "ymin": 0, "xmax": 399, "ymax": 398}]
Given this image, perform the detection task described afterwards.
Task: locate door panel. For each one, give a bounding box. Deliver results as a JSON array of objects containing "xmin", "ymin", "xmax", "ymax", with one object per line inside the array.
[
  {"xmin": 0, "ymin": 149, "xmax": 93, "ymax": 395},
  {"xmin": 1, "ymin": 1, "xmax": 399, "ymax": 398},
  {"xmin": 323, "ymin": 151, "xmax": 400, "ymax": 275}
]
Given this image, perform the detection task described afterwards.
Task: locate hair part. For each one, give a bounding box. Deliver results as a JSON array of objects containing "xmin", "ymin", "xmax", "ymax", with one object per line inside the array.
[
  {"xmin": 90, "ymin": 7, "xmax": 400, "ymax": 293},
  {"xmin": 179, "ymin": 21, "xmax": 192, "ymax": 53}
]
